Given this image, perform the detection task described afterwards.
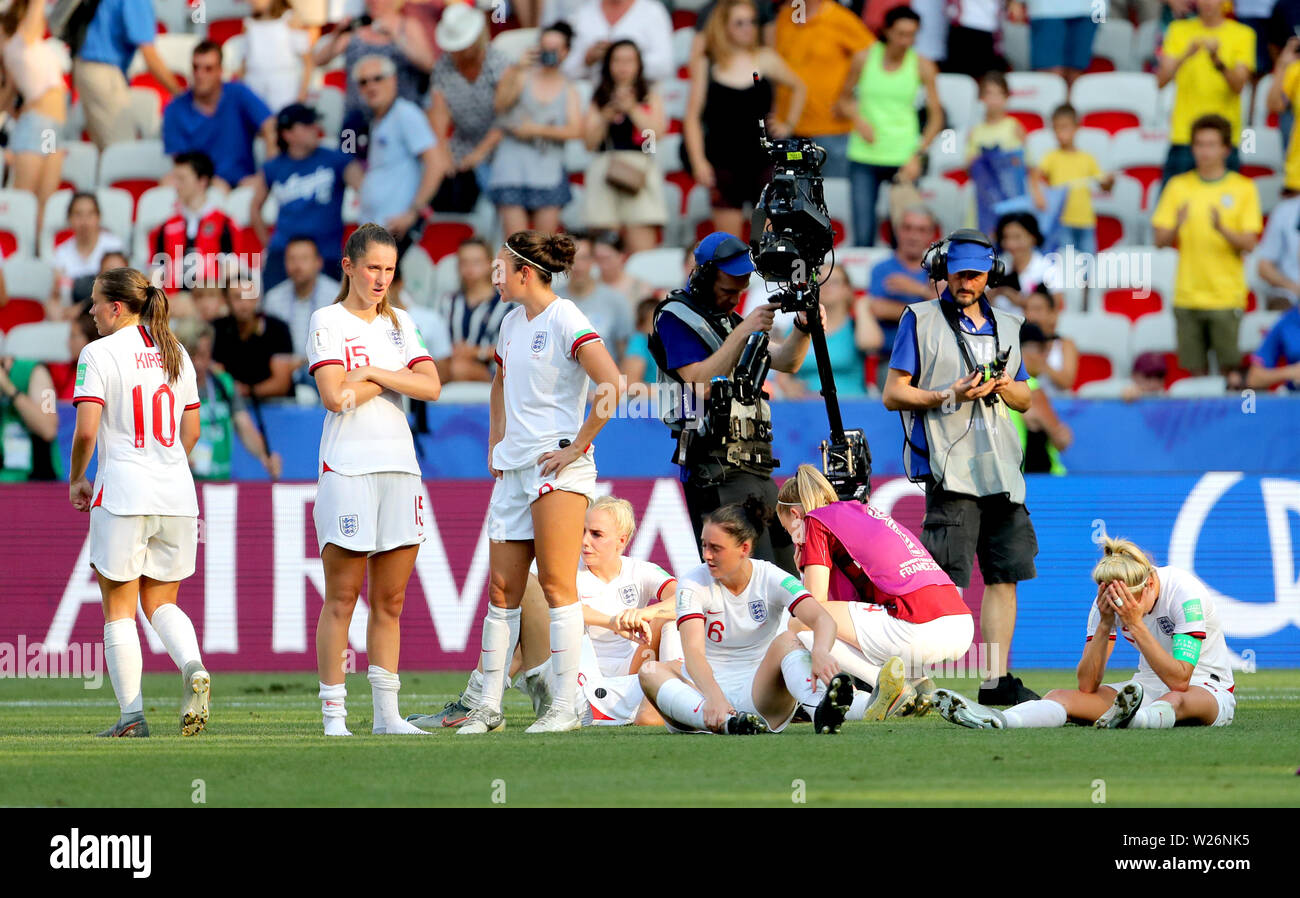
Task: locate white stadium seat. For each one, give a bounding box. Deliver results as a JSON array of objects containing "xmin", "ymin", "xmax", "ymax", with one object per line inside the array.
[
  {"xmin": 1240, "ymin": 311, "xmax": 1282, "ymax": 355},
  {"xmin": 3, "ymin": 321, "xmax": 70, "ymax": 361},
  {"xmin": 627, "ymin": 247, "xmax": 692, "ymax": 290},
  {"xmin": 1006, "ymin": 72, "xmax": 1068, "ymax": 126},
  {"xmin": 0, "ymin": 189, "xmax": 39, "ymax": 257},
  {"xmin": 1075, "ymin": 376, "xmax": 1130, "ymax": 398},
  {"xmin": 913, "ymin": 176, "xmax": 965, "ymax": 234},
  {"xmin": 1070, "ymin": 73, "xmax": 1160, "ymax": 130},
  {"xmin": 1130, "ymin": 312, "xmax": 1177, "ymax": 358},
  {"xmin": 400, "ymin": 245, "xmax": 438, "ymax": 303},
  {"xmin": 434, "ymin": 252, "xmax": 460, "ymax": 300},
  {"xmin": 822, "ymin": 177, "xmax": 852, "ymax": 246},
  {"xmin": 1001, "ymin": 22, "xmax": 1031, "ymax": 72},
  {"xmin": 96, "ymin": 187, "xmax": 135, "ymax": 251},
  {"xmin": 844, "ymin": 246, "xmax": 898, "ymax": 290},
  {"xmin": 1241, "ymin": 126, "xmax": 1283, "ymax": 175},
  {"xmin": 3, "ymin": 257, "xmax": 55, "ymax": 302},
  {"xmin": 653, "ymin": 133, "xmax": 683, "ymax": 173},
  {"xmin": 127, "ymin": 87, "xmax": 162, "ymax": 139},
  {"xmin": 673, "ymin": 27, "xmax": 695, "ymax": 69},
  {"xmin": 1059, "ymin": 310, "xmax": 1135, "ymax": 385},
  {"xmin": 1092, "ymin": 20, "xmax": 1136, "ymax": 71},
  {"xmin": 61, "ymin": 141, "xmax": 100, "ymax": 191},
  {"xmin": 490, "ymin": 28, "xmax": 538, "ymax": 63},
  {"xmin": 132, "ymin": 185, "xmax": 179, "ymax": 256},
  {"xmin": 662, "ymin": 77, "xmax": 690, "ymax": 123},
  {"xmin": 934, "ymin": 73, "xmax": 979, "ymax": 132},
  {"xmin": 98, "ymin": 140, "xmax": 169, "ymax": 189},
  {"xmin": 313, "ymin": 87, "xmax": 345, "ymax": 140},
  {"xmin": 1167, "ymin": 375, "xmax": 1226, "ymax": 397}
]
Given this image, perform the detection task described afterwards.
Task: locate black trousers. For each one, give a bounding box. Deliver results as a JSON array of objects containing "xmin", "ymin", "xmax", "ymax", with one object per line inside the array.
[{"xmin": 682, "ymin": 467, "xmax": 798, "ymax": 575}]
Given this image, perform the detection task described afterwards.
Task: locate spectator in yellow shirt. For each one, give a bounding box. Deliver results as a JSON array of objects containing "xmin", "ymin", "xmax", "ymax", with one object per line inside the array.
[
  {"xmin": 1156, "ymin": 0, "xmax": 1254, "ymax": 184},
  {"xmin": 1266, "ymin": 35, "xmax": 1300, "ymax": 195},
  {"xmin": 1152, "ymin": 114, "xmax": 1261, "ymax": 378},
  {"xmin": 1031, "ymin": 104, "xmax": 1114, "ymax": 255}
]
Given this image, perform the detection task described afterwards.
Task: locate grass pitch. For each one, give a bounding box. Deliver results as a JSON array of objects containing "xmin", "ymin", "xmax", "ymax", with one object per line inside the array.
[{"xmin": 1, "ymin": 670, "xmax": 1297, "ymax": 808}]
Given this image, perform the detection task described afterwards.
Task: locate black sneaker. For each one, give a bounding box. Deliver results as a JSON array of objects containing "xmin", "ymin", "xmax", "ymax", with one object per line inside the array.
[
  {"xmin": 813, "ymin": 672, "xmax": 853, "ymax": 734},
  {"xmin": 723, "ymin": 712, "xmax": 769, "ymax": 735},
  {"xmin": 978, "ymin": 674, "xmax": 1040, "ymax": 706},
  {"xmin": 97, "ymin": 713, "xmax": 150, "ymax": 737}
]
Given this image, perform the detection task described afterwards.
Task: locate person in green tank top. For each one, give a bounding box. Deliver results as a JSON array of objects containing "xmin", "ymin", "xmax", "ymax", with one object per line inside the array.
[
  {"xmin": 836, "ymin": 6, "xmax": 944, "ymax": 247},
  {"xmin": 0, "ymin": 355, "xmax": 60, "ymax": 481},
  {"xmin": 173, "ymin": 318, "xmax": 281, "ymax": 481},
  {"xmin": 1012, "ymin": 323, "xmax": 1072, "ymax": 476}
]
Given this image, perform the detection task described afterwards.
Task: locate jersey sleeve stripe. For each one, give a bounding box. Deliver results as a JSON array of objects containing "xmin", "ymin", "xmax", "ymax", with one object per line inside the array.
[
  {"xmin": 184, "ymin": 402, "xmax": 200, "ymax": 411},
  {"xmin": 493, "ymin": 351, "xmax": 503, "ymax": 366},
  {"xmin": 309, "ymin": 359, "xmax": 344, "ymax": 373},
  {"xmin": 677, "ymin": 612, "xmax": 705, "ymax": 626},
  {"xmin": 406, "ymin": 355, "xmax": 434, "ymax": 369},
  {"xmin": 570, "ymin": 332, "xmax": 602, "ymax": 355},
  {"xmin": 656, "ymin": 578, "xmax": 677, "ymax": 600},
  {"xmin": 1188, "ymin": 631, "xmax": 1206, "ymax": 640},
  {"xmin": 72, "ymin": 395, "xmax": 105, "ymax": 406},
  {"xmin": 788, "ymin": 594, "xmax": 811, "ymax": 613}
]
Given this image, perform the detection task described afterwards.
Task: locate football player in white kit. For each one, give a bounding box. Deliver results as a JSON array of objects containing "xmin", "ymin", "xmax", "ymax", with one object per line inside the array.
[
  {"xmin": 639, "ymin": 499, "xmax": 856, "ymax": 735},
  {"xmin": 307, "ymin": 224, "xmax": 443, "ymax": 736},
  {"xmin": 455, "ymin": 231, "xmax": 623, "ymax": 735},
  {"xmin": 935, "ymin": 538, "xmax": 1237, "ymax": 730},
  {"xmin": 68, "ymin": 268, "xmax": 211, "ymax": 737}
]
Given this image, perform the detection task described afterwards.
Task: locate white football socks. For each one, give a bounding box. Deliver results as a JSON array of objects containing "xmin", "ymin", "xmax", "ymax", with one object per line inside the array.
[
  {"xmin": 463, "ymin": 668, "xmax": 485, "ymax": 708},
  {"xmin": 319, "ymin": 681, "xmax": 351, "ymax": 736},
  {"xmin": 656, "ymin": 678, "xmax": 708, "ymax": 732},
  {"xmin": 846, "ymin": 690, "xmax": 872, "ymax": 721},
  {"xmin": 1001, "ymin": 699, "xmax": 1068, "ymax": 729},
  {"xmin": 779, "ymin": 648, "xmax": 824, "ymax": 712},
  {"xmin": 103, "ymin": 619, "xmax": 143, "ymax": 716},
  {"xmin": 148, "ymin": 603, "xmax": 204, "ymax": 673},
  {"xmin": 478, "ymin": 605, "xmax": 521, "ymax": 713},
  {"xmin": 547, "ymin": 603, "xmax": 584, "ymax": 715},
  {"xmin": 368, "ymin": 666, "xmax": 426, "ymax": 734},
  {"xmin": 1129, "ymin": 700, "xmax": 1176, "ymax": 729},
  {"xmin": 796, "ymin": 630, "xmax": 879, "ymax": 685},
  {"xmin": 658, "ymin": 621, "xmax": 684, "ymax": 664}
]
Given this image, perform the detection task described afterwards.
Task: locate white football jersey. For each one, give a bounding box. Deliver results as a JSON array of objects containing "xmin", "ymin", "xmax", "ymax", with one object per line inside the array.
[
  {"xmin": 1085, "ymin": 566, "xmax": 1234, "ymax": 690},
  {"xmin": 73, "ymin": 323, "xmax": 200, "ymax": 517},
  {"xmin": 306, "ymin": 303, "xmax": 434, "ymax": 477},
  {"xmin": 492, "ymin": 297, "xmax": 602, "ymax": 471},
  {"xmin": 676, "ymin": 560, "xmax": 812, "ymax": 675},
  {"xmin": 579, "ymin": 557, "xmax": 675, "ymax": 676}
]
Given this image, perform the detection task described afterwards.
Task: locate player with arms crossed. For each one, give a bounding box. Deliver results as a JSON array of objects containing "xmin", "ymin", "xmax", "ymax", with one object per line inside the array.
[
  {"xmin": 69, "ymin": 268, "xmax": 210, "ymax": 738},
  {"xmin": 308, "ymin": 223, "xmax": 442, "ymax": 736},
  {"xmin": 934, "ymin": 538, "xmax": 1236, "ymax": 730},
  {"xmin": 776, "ymin": 465, "xmax": 974, "ymax": 721},
  {"xmin": 640, "ymin": 499, "xmax": 854, "ymax": 735},
  {"xmin": 455, "ymin": 230, "xmax": 624, "ymax": 734}
]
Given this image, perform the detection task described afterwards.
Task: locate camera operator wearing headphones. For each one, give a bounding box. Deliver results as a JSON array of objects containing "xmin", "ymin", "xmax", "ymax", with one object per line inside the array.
[
  {"xmin": 650, "ymin": 232, "xmax": 822, "ymax": 575},
  {"xmin": 881, "ymin": 229, "xmax": 1040, "ymax": 707}
]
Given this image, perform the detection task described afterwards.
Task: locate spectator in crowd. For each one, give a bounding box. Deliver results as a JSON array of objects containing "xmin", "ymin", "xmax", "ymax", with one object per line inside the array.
[
  {"xmin": 774, "ymin": 0, "xmax": 875, "ymax": 179},
  {"xmin": 46, "ymin": 193, "xmax": 125, "ymax": 321},
  {"xmin": 583, "ymin": 40, "xmax": 668, "ymax": 254},
  {"xmin": 990, "ymin": 212, "xmax": 1063, "ymax": 312},
  {"xmin": 489, "ymin": 24, "xmax": 583, "ymax": 237},
  {"xmin": 866, "ymin": 204, "xmax": 937, "ymax": 378},
  {"xmin": 192, "ymin": 285, "xmax": 229, "ymax": 323},
  {"xmin": 355, "ymin": 54, "xmax": 447, "ymax": 253},
  {"xmin": 566, "ymin": 233, "xmax": 635, "ymax": 361},
  {"xmin": 0, "ymin": 352, "xmax": 59, "ymax": 481},
  {"xmin": 1121, "ymin": 350, "xmax": 1169, "ymax": 401},
  {"xmin": 312, "ymin": 0, "xmax": 435, "ymax": 122},
  {"xmin": 967, "ymin": 70, "xmax": 1029, "ymax": 235},
  {"xmin": 427, "ymin": 5, "xmax": 507, "ymax": 200},
  {"xmin": 1246, "ymin": 303, "xmax": 1300, "ymax": 391},
  {"xmin": 2, "ymin": 1, "xmax": 66, "ymax": 236},
  {"xmin": 1022, "ymin": 286, "xmax": 1079, "ymax": 395},
  {"xmin": 691, "ymin": 0, "xmax": 777, "ymax": 62},
  {"xmin": 251, "ymin": 103, "xmax": 360, "ymax": 292},
  {"xmin": 592, "ymin": 231, "xmax": 650, "ymax": 302},
  {"xmin": 1013, "ymin": 321, "xmax": 1072, "ymax": 475},
  {"xmin": 563, "ymin": 0, "xmax": 675, "ymax": 84},
  {"xmin": 1031, "ymin": 104, "xmax": 1113, "ymax": 256},
  {"xmin": 151, "ymin": 152, "xmax": 240, "ymax": 293},
  {"xmin": 944, "ymin": 0, "xmax": 1008, "ymax": 78},
  {"xmin": 620, "ymin": 296, "xmax": 661, "ymax": 395},
  {"xmin": 163, "ymin": 41, "xmax": 278, "ymax": 190},
  {"xmin": 1157, "ymin": 0, "xmax": 1254, "ymax": 183},
  {"xmin": 237, "ymin": 0, "xmax": 317, "ymax": 115},
  {"xmin": 173, "ymin": 317, "xmax": 282, "ymax": 481},
  {"xmin": 73, "ymin": 0, "xmax": 181, "ymax": 150},
  {"xmin": 1153, "ymin": 114, "xmax": 1261, "ymax": 377},
  {"xmin": 1254, "ymin": 188, "xmax": 1300, "ymax": 308},
  {"xmin": 260, "ymin": 236, "xmax": 341, "ymax": 357},
  {"xmin": 1235, "ymin": 0, "xmax": 1279, "ymax": 79},
  {"xmin": 684, "ymin": 0, "xmax": 805, "ymax": 237},
  {"xmin": 384, "ymin": 270, "xmax": 453, "ymax": 365},
  {"xmin": 778, "ymin": 264, "xmax": 882, "ymax": 398},
  {"xmin": 839, "ymin": 5, "xmax": 942, "ymax": 246},
  {"xmin": 1108, "ymin": 0, "xmax": 1164, "ymax": 25},
  {"xmin": 1024, "ymin": 0, "xmax": 1096, "ymax": 87},
  {"xmin": 432, "ymin": 237, "xmax": 514, "ymax": 383},
  {"xmin": 1267, "ymin": 36, "xmax": 1300, "ymax": 197},
  {"xmin": 212, "ymin": 284, "xmax": 297, "ymax": 399}
]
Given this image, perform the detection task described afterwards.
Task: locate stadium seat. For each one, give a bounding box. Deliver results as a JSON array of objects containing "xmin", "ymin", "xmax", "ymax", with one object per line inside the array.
[
  {"xmin": 627, "ymin": 247, "xmax": 691, "ymax": 290},
  {"xmin": 1250, "ymin": 73, "xmax": 1280, "ymax": 129},
  {"xmin": 1239, "ymin": 127, "xmax": 1283, "ymax": 178},
  {"xmin": 1129, "ymin": 314, "xmax": 1193, "ymax": 384},
  {"xmin": 1001, "ymin": 22, "xmax": 1030, "ymax": 72},
  {"xmin": 1167, "ymin": 375, "xmax": 1226, "ymax": 397},
  {"xmin": 1070, "ymin": 73, "xmax": 1159, "ymax": 133},
  {"xmin": 1240, "ymin": 310, "xmax": 1282, "ymax": 355},
  {"xmin": 3, "ymin": 321, "xmax": 70, "ymax": 361},
  {"xmin": 401, "ymin": 244, "xmax": 438, "ymax": 302},
  {"xmin": 490, "ymin": 28, "xmax": 538, "ymax": 63},
  {"xmin": 1102, "ymin": 288, "xmax": 1163, "ymax": 323},
  {"xmin": 1026, "ymin": 126, "xmax": 1111, "ymax": 170},
  {"xmin": 152, "ymin": 33, "xmax": 200, "ymax": 76},
  {"xmin": 681, "ymin": 183, "xmax": 711, "ymax": 247},
  {"xmin": 672, "ymin": 27, "xmax": 694, "ymax": 70},
  {"xmin": 1133, "ymin": 19, "xmax": 1161, "ymax": 71},
  {"xmin": 822, "ymin": 177, "xmax": 852, "ymax": 248},
  {"xmin": 1006, "ymin": 72, "xmax": 1068, "ymax": 127},
  {"xmin": 935, "ymin": 74, "xmax": 979, "ymax": 132},
  {"xmin": 3, "ymin": 258, "xmax": 55, "ymax": 303},
  {"xmin": 913, "ymin": 177, "xmax": 965, "ymax": 235},
  {"xmin": 341, "ymin": 185, "xmax": 360, "ymax": 224},
  {"xmin": 313, "ymin": 87, "xmax": 345, "ymax": 141},
  {"xmin": 96, "ymin": 187, "xmax": 135, "ymax": 250},
  {"xmin": 60, "ymin": 141, "xmax": 100, "ymax": 192},
  {"xmin": 205, "ymin": 18, "xmax": 245, "ymax": 47},
  {"xmin": 0, "ymin": 298, "xmax": 43, "ymax": 333},
  {"xmin": 434, "ymin": 251, "xmax": 460, "ymax": 300},
  {"xmin": 99, "ymin": 140, "xmax": 169, "ymax": 211},
  {"xmin": 127, "ymin": 87, "xmax": 162, "ymax": 139},
  {"xmin": 322, "ymin": 68, "xmax": 347, "ymax": 91},
  {"xmin": 223, "ymin": 186, "xmax": 257, "ymax": 227},
  {"xmin": 1253, "ymin": 174, "xmax": 1284, "ymax": 216},
  {"xmin": 132, "ymin": 185, "xmax": 179, "ymax": 255},
  {"xmin": 841, "ymin": 246, "xmax": 897, "ymax": 290},
  {"xmin": 1091, "ymin": 174, "xmax": 1144, "ymax": 250},
  {"xmin": 419, "ymin": 222, "xmax": 475, "ymax": 263},
  {"xmin": 652, "ymin": 133, "xmax": 683, "ymax": 174},
  {"xmin": 1091, "ymin": 20, "xmax": 1136, "ymax": 72},
  {"xmin": 662, "ymin": 77, "xmax": 690, "ymax": 123},
  {"xmin": 1109, "ymin": 129, "xmax": 1170, "ymax": 204},
  {"xmin": 928, "ymin": 128, "xmax": 968, "ymax": 185},
  {"xmin": 0, "ymin": 189, "xmax": 39, "ymax": 257},
  {"xmin": 1058, "ymin": 310, "xmax": 1133, "ymax": 389},
  {"xmin": 1075, "ymin": 376, "xmax": 1130, "ymax": 398}
]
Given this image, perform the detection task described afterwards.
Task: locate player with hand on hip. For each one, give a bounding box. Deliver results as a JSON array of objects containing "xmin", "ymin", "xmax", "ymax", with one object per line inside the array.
[
  {"xmin": 68, "ymin": 268, "xmax": 210, "ymax": 738},
  {"xmin": 307, "ymin": 223, "xmax": 443, "ymax": 736},
  {"xmin": 639, "ymin": 498, "xmax": 855, "ymax": 735},
  {"xmin": 934, "ymin": 537, "xmax": 1237, "ymax": 730},
  {"xmin": 454, "ymin": 230, "xmax": 623, "ymax": 735}
]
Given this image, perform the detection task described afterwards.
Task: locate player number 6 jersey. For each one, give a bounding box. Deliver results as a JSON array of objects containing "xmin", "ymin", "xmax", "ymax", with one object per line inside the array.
[{"xmin": 676, "ymin": 559, "xmax": 811, "ymax": 674}]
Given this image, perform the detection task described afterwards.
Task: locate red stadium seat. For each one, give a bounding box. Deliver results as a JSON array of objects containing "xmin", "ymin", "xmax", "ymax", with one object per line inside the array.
[
  {"xmin": 1121, "ymin": 165, "xmax": 1163, "ymax": 201},
  {"xmin": 1080, "ymin": 110, "xmax": 1140, "ymax": 134},
  {"xmin": 343, "ymin": 223, "xmax": 358, "ymax": 247},
  {"xmin": 1084, "ymin": 57, "xmax": 1116, "ymax": 74},
  {"xmin": 1096, "ymin": 215, "xmax": 1123, "ymax": 251},
  {"xmin": 1246, "ymin": 291, "xmax": 1257, "ymax": 313},
  {"xmin": 1008, "ymin": 110, "xmax": 1043, "ymax": 133},
  {"xmin": 419, "ymin": 222, "xmax": 475, "ymax": 261},
  {"xmin": 942, "ymin": 170, "xmax": 970, "ymax": 187},
  {"xmin": 206, "ymin": 18, "xmax": 244, "ymax": 46},
  {"xmin": 111, "ymin": 178, "xmax": 160, "ymax": 210},
  {"xmin": 1103, "ymin": 288, "xmax": 1163, "ymax": 323},
  {"xmin": 0, "ymin": 299, "xmax": 44, "ymax": 333},
  {"xmin": 1162, "ymin": 352, "xmax": 1192, "ymax": 387},
  {"xmin": 0, "ymin": 232, "xmax": 18, "ymax": 257},
  {"xmin": 130, "ymin": 71, "xmax": 187, "ymax": 108},
  {"xmin": 1240, "ymin": 164, "xmax": 1276, "ymax": 179},
  {"xmin": 323, "ymin": 70, "xmax": 347, "ymax": 91},
  {"xmin": 671, "ymin": 10, "xmax": 698, "ymax": 29},
  {"xmin": 1073, "ymin": 353, "xmax": 1113, "ymax": 389}
]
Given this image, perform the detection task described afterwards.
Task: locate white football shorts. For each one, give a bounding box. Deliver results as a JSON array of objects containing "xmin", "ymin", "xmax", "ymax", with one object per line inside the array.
[
  {"xmin": 488, "ymin": 452, "xmax": 598, "ymax": 542},
  {"xmin": 846, "ymin": 605, "xmax": 975, "ymax": 676},
  {"xmin": 1104, "ymin": 674, "xmax": 1236, "ymax": 727},
  {"xmin": 666, "ymin": 663, "xmax": 798, "ymax": 734},
  {"xmin": 313, "ymin": 470, "xmax": 425, "ymax": 555},
  {"xmin": 89, "ymin": 508, "xmax": 197, "ymax": 583}
]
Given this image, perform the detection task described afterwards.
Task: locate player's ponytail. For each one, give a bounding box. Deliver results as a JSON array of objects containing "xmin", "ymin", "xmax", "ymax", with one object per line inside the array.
[
  {"xmin": 96, "ymin": 267, "xmax": 184, "ymax": 384},
  {"xmin": 705, "ymin": 495, "xmax": 772, "ymax": 552},
  {"xmin": 1092, "ymin": 537, "xmax": 1155, "ymax": 591},
  {"xmin": 777, "ymin": 464, "xmax": 839, "ymax": 514},
  {"xmin": 337, "ymin": 223, "xmax": 402, "ymax": 332}
]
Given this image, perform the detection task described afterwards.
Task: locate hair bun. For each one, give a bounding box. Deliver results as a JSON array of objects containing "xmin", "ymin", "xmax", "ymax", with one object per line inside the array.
[
  {"xmin": 740, "ymin": 494, "xmax": 772, "ymax": 537},
  {"xmin": 542, "ymin": 234, "xmax": 576, "ymax": 273}
]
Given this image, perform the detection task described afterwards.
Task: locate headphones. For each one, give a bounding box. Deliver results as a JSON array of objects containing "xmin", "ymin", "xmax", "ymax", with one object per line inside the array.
[
  {"xmin": 688, "ymin": 234, "xmax": 750, "ymax": 297},
  {"xmin": 920, "ymin": 228, "xmax": 1005, "ymax": 282}
]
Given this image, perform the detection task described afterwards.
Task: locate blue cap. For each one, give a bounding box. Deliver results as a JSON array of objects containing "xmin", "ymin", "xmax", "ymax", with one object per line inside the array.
[
  {"xmin": 694, "ymin": 232, "xmax": 755, "ymax": 277},
  {"xmin": 946, "ymin": 239, "xmax": 995, "ymax": 274}
]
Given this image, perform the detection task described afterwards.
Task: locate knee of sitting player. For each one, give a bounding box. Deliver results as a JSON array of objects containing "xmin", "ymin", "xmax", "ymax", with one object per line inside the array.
[{"xmin": 771, "ymin": 630, "xmax": 803, "ymax": 655}]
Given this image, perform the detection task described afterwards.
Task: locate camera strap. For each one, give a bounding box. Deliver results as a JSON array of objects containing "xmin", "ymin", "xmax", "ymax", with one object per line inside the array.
[{"xmin": 938, "ymin": 293, "xmax": 1001, "ymax": 377}]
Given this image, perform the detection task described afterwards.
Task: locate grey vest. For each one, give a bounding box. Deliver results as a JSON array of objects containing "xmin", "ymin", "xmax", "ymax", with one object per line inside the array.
[
  {"xmin": 654, "ymin": 297, "xmax": 732, "ymax": 430},
  {"xmin": 905, "ymin": 298, "xmax": 1027, "ymax": 503}
]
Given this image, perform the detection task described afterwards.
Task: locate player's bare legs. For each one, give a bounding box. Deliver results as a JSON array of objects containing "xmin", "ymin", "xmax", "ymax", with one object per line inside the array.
[
  {"xmin": 1043, "ymin": 686, "xmax": 1119, "ymax": 724},
  {"xmin": 316, "ymin": 544, "xmax": 366, "ymax": 735},
  {"xmin": 97, "ymin": 573, "xmax": 148, "ymax": 736},
  {"xmin": 140, "ymin": 576, "xmax": 209, "ymax": 735},
  {"xmin": 517, "ymin": 576, "xmax": 552, "ymax": 672},
  {"xmin": 1155, "ymin": 686, "xmax": 1221, "ymax": 726},
  {"xmin": 527, "ymin": 489, "xmax": 588, "ymax": 732},
  {"xmin": 364, "ymin": 544, "xmax": 425, "ymax": 735}
]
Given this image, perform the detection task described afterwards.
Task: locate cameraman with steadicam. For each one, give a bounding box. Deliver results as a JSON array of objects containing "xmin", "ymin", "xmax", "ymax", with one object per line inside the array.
[
  {"xmin": 649, "ymin": 232, "xmax": 820, "ymax": 574},
  {"xmin": 881, "ymin": 229, "xmax": 1041, "ymax": 707}
]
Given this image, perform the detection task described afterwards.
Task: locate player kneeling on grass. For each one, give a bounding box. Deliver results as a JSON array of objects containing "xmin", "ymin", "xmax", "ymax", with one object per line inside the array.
[
  {"xmin": 640, "ymin": 498, "xmax": 854, "ymax": 735},
  {"xmin": 69, "ymin": 268, "xmax": 211, "ymax": 737},
  {"xmin": 776, "ymin": 465, "xmax": 974, "ymax": 721},
  {"xmin": 934, "ymin": 538, "xmax": 1236, "ymax": 730},
  {"xmin": 411, "ymin": 496, "xmax": 682, "ymax": 729}
]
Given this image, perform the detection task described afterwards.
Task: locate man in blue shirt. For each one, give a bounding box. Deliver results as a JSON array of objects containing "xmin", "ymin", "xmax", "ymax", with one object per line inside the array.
[
  {"xmin": 867, "ymin": 205, "xmax": 938, "ymax": 383},
  {"xmin": 163, "ymin": 41, "xmax": 277, "ymax": 190},
  {"xmin": 251, "ymin": 104, "xmax": 362, "ymax": 291},
  {"xmin": 1246, "ymin": 306, "xmax": 1300, "ymax": 392},
  {"xmin": 74, "ymin": 0, "xmax": 182, "ymax": 150}
]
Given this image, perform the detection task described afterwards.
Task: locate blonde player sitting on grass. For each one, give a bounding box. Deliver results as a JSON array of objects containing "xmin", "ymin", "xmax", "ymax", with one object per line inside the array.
[
  {"xmin": 934, "ymin": 538, "xmax": 1236, "ymax": 730},
  {"xmin": 639, "ymin": 498, "xmax": 855, "ymax": 735},
  {"xmin": 410, "ymin": 496, "xmax": 681, "ymax": 729}
]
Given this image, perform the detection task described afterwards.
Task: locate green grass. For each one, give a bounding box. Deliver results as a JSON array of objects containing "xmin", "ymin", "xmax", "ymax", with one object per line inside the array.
[{"xmin": 1, "ymin": 671, "xmax": 1298, "ymax": 807}]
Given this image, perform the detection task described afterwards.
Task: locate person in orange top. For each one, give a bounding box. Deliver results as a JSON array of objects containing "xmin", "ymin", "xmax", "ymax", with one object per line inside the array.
[{"xmin": 773, "ymin": 0, "xmax": 874, "ymax": 178}]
